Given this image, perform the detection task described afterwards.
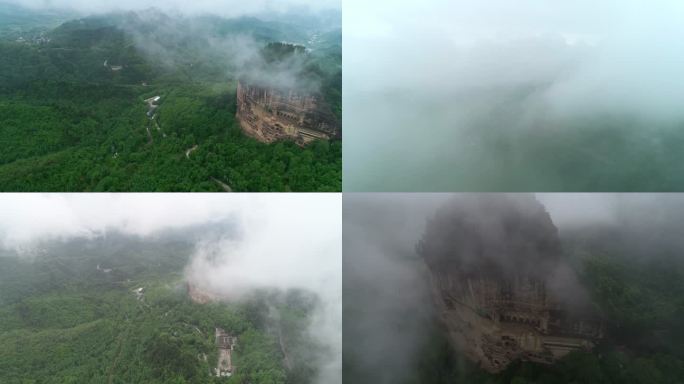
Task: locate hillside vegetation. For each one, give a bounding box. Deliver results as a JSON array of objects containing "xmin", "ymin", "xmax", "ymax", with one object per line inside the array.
[
  {"xmin": 0, "ymin": 8, "xmax": 341, "ymax": 191},
  {"xmin": 0, "ymin": 235, "xmax": 321, "ymax": 383}
]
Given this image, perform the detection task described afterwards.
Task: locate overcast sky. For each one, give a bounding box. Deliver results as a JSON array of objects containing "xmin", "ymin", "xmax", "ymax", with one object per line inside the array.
[
  {"xmin": 2, "ymin": 0, "xmax": 339, "ymax": 16},
  {"xmin": 344, "ymin": 0, "xmax": 684, "ymax": 191},
  {"xmin": 0, "ymin": 193, "xmax": 233, "ymax": 248},
  {"xmin": 0, "ymin": 193, "xmax": 342, "ymax": 384}
]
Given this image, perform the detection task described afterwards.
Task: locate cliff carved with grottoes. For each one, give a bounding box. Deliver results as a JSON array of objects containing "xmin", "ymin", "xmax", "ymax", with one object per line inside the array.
[
  {"xmin": 417, "ymin": 195, "xmax": 603, "ymax": 373},
  {"xmin": 236, "ymin": 81, "xmax": 340, "ymax": 145}
]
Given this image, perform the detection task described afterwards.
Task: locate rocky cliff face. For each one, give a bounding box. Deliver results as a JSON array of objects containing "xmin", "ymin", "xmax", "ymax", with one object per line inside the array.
[
  {"xmin": 417, "ymin": 195, "xmax": 603, "ymax": 373},
  {"xmin": 236, "ymin": 81, "xmax": 340, "ymax": 146},
  {"xmin": 187, "ymin": 282, "xmax": 216, "ymax": 304}
]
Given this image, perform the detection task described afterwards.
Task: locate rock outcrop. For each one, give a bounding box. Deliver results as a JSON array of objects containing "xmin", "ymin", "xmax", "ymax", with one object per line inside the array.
[
  {"xmin": 417, "ymin": 195, "xmax": 603, "ymax": 373},
  {"xmin": 187, "ymin": 282, "xmax": 216, "ymax": 304},
  {"xmin": 236, "ymin": 80, "xmax": 340, "ymax": 146}
]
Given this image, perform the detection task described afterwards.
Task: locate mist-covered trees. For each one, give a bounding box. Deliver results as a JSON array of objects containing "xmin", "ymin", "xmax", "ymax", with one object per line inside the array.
[
  {"xmin": 0, "ymin": 236, "xmax": 320, "ymax": 384},
  {"xmin": 404, "ymin": 213, "xmax": 684, "ymax": 384}
]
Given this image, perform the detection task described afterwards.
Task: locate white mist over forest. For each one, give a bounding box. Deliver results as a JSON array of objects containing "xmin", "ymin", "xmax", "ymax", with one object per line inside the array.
[
  {"xmin": 344, "ymin": 0, "xmax": 684, "ymax": 191},
  {"xmin": 343, "ymin": 193, "xmax": 684, "ymax": 383},
  {"xmin": 0, "ymin": 193, "xmax": 341, "ymax": 384}
]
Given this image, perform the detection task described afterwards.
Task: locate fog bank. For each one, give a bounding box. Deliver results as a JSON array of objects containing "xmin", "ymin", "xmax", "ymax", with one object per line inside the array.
[
  {"xmin": 344, "ymin": 0, "xmax": 684, "ymax": 191},
  {"xmin": 343, "ymin": 193, "xmax": 684, "ymax": 382},
  {"xmin": 2, "ymin": 0, "xmax": 340, "ymax": 17},
  {"xmin": 0, "ymin": 193, "xmax": 342, "ymax": 384}
]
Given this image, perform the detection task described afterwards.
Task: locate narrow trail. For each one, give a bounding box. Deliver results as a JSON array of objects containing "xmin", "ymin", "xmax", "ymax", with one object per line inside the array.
[
  {"xmin": 145, "ymin": 126, "xmax": 153, "ymax": 144},
  {"xmin": 277, "ymin": 322, "xmax": 293, "ymax": 371},
  {"xmin": 185, "ymin": 145, "xmax": 198, "ymax": 159},
  {"xmin": 211, "ymin": 177, "xmax": 233, "ymax": 192},
  {"xmin": 143, "ymin": 96, "xmax": 162, "ymax": 141}
]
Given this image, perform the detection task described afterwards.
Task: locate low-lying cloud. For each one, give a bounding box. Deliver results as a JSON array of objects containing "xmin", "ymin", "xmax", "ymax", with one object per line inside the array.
[
  {"xmin": 344, "ymin": 0, "xmax": 684, "ymax": 191},
  {"xmin": 0, "ymin": 194, "xmax": 236, "ymax": 248},
  {"xmin": 119, "ymin": 14, "xmax": 324, "ymax": 91},
  {"xmin": 344, "ymin": 193, "xmax": 684, "ymax": 383},
  {"xmin": 0, "ymin": 193, "xmax": 341, "ymax": 384},
  {"xmin": 346, "ymin": 0, "xmax": 684, "ymax": 111},
  {"xmin": 3, "ymin": 0, "xmax": 340, "ymax": 17},
  {"xmin": 185, "ymin": 194, "xmax": 342, "ymax": 384}
]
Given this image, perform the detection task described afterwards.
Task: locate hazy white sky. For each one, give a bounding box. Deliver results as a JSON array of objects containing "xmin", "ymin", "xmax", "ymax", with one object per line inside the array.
[
  {"xmin": 0, "ymin": 193, "xmax": 233, "ymax": 247},
  {"xmin": 538, "ymin": 193, "xmax": 684, "ymax": 233},
  {"xmin": 346, "ymin": 0, "xmax": 684, "ymax": 41},
  {"xmin": 537, "ymin": 193, "xmax": 618, "ymax": 228},
  {"xmin": 2, "ymin": 0, "xmax": 339, "ymax": 16},
  {"xmin": 345, "ymin": 0, "xmax": 684, "ymax": 107},
  {"xmin": 0, "ymin": 193, "xmax": 340, "ymax": 293}
]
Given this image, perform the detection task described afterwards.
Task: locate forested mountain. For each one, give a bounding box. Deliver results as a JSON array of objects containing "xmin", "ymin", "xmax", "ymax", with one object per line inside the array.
[
  {"xmin": 0, "ymin": 2, "xmax": 74, "ymax": 39},
  {"xmin": 0, "ymin": 6, "xmax": 341, "ymax": 191},
  {"xmin": 343, "ymin": 195, "xmax": 684, "ymax": 384},
  {"xmin": 0, "ymin": 234, "xmax": 321, "ymax": 383},
  {"xmin": 409, "ymin": 206, "xmax": 684, "ymax": 384}
]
